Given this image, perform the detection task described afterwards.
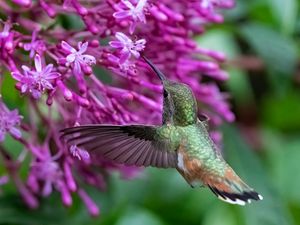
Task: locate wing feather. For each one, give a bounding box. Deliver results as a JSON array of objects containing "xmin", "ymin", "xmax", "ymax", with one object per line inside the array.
[{"xmin": 61, "ymin": 125, "xmax": 178, "ymax": 168}]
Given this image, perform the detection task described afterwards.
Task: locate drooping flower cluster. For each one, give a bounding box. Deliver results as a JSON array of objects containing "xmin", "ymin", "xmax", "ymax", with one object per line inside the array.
[{"xmin": 0, "ymin": 0, "xmax": 235, "ymax": 216}]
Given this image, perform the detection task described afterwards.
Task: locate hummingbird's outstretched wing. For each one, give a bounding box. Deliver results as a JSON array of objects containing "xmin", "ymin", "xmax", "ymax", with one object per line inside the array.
[{"xmin": 61, "ymin": 125, "xmax": 178, "ymax": 168}]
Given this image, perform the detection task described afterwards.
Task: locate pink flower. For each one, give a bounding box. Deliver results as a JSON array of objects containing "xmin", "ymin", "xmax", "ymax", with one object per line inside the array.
[
  {"xmin": 31, "ymin": 161, "xmax": 62, "ymax": 196},
  {"xmin": 0, "ymin": 101, "xmax": 23, "ymax": 142},
  {"xmin": 29, "ymin": 156, "xmax": 66, "ymax": 196},
  {"xmin": 107, "ymin": 54, "xmax": 136, "ymax": 72},
  {"xmin": 61, "ymin": 41, "xmax": 96, "ymax": 75},
  {"xmin": 24, "ymin": 30, "xmax": 46, "ymax": 58},
  {"xmin": 113, "ymin": 0, "xmax": 147, "ymax": 34},
  {"xmin": 109, "ymin": 32, "xmax": 146, "ymax": 64},
  {"xmin": 12, "ymin": 54, "xmax": 60, "ymax": 99}
]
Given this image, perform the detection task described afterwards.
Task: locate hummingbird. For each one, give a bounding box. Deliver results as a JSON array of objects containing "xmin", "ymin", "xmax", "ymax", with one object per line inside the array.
[{"xmin": 61, "ymin": 56, "xmax": 263, "ymax": 205}]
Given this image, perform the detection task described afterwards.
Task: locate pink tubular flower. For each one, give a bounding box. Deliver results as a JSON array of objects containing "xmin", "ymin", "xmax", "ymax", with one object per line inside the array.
[
  {"xmin": 109, "ymin": 32, "xmax": 146, "ymax": 64},
  {"xmin": 0, "ymin": 101, "xmax": 23, "ymax": 141},
  {"xmin": 113, "ymin": 0, "xmax": 148, "ymax": 34},
  {"xmin": 0, "ymin": 22, "xmax": 11, "ymax": 39},
  {"xmin": 78, "ymin": 189, "xmax": 100, "ymax": 217},
  {"xmin": 12, "ymin": 54, "xmax": 60, "ymax": 99},
  {"xmin": 0, "ymin": 21, "xmax": 14, "ymax": 53},
  {"xmin": 11, "ymin": 0, "xmax": 32, "ymax": 7},
  {"xmin": 61, "ymin": 41, "xmax": 96, "ymax": 75}
]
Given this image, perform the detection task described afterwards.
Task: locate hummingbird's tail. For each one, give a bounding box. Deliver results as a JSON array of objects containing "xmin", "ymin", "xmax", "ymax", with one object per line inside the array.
[
  {"xmin": 206, "ymin": 166, "xmax": 263, "ymax": 205},
  {"xmin": 176, "ymin": 150, "xmax": 263, "ymax": 205}
]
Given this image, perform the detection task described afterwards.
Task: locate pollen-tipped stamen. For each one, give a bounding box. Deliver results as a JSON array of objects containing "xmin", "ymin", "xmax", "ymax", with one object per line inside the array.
[{"xmin": 141, "ymin": 55, "xmax": 166, "ymax": 81}]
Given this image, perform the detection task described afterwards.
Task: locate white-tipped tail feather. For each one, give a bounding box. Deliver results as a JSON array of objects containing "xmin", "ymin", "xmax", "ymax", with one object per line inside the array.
[{"xmin": 208, "ymin": 185, "xmax": 263, "ymax": 206}]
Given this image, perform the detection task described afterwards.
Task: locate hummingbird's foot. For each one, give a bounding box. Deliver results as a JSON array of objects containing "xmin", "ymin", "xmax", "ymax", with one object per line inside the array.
[{"xmin": 190, "ymin": 179, "xmax": 204, "ymax": 188}]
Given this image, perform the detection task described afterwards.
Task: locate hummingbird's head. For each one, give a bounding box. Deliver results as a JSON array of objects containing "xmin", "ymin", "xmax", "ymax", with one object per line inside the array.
[{"xmin": 142, "ymin": 56, "xmax": 198, "ymax": 126}]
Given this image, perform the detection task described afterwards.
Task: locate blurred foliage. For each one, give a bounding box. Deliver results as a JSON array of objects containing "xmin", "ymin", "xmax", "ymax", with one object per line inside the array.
[{"xmin": 1, "ymin": 0, "xmax": 300, "ymax": 224}]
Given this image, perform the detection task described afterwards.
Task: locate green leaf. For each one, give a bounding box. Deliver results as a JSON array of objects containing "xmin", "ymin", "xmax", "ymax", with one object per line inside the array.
[
  {"xmin": 116, "ymin": 207, "xmax": 166, "ymax": 225},
  {"xmin": 226, "ymin": 67, "xmax": 254, "ymax": 107},
  {"xmin": 268, "ymin": 0, "xmax": 298, "ymax": 35},
  {"xmin": 222, "ymin": 125, "xmax": 294, "ymax": 225},
  {"xmin": 262, "ymin": 130, "xmax": 300, "ymax": 205},
  {"xmin": 196, "ymin": 29, "xmax": 238, "ymax": 59},
  {"xmin": 93, "ymin": 66, "xmax": 113, "ymax": 84},
  {"xmin": 261, "ymin": 90, "xmax": 300, "ymax": 131},
  {"xmin": 57, "ymin": 14, "xmax": 84, "ymax": 30},
  {"xmin": 248, "ymin": 1, "xmax": 275, "ymax": 25},
  {"xmin": 203, "ymin": 204, "xmax": 241, "ymax": 225},
  {"xmin": 1, "ymin": 71, "xmax": 26, "ymax": 115},
  {"xmin": 223, "ymin": 1, "xmax": 249, "ymax": 21},
  {"xmin": 240, "ymin": 23, "xmax": 297, "ymax": 75},
  {"xmin": 0, "ymin": 193, "xmax": 66, "ymax": 225}
]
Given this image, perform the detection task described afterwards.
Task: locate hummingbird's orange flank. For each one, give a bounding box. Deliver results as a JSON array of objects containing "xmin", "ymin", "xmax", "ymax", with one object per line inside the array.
[{"xmin": 62, "ymin": 56, "xmax": 263, "ymax": 205}]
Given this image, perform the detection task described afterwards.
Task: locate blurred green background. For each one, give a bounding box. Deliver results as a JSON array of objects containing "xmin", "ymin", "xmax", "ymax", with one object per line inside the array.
[{"xmin": 1, "ymin": 0, "xmax": 300, "ymax": 224}]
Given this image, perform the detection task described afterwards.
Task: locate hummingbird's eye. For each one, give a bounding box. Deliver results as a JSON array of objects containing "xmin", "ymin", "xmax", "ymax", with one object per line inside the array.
[{"xmin": 163, "ymin": 90, "xmax": 169, "ymax": 98}]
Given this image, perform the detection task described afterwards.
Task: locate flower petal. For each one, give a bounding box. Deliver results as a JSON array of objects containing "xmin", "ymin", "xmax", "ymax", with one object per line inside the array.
[
  {"xmin": 43, "ymin": 81, "xmax": 54, "ymax": 90},
  {"xmin": 134, "ymin": 39, "xmax": 146, "ymax": 51},
  {"xmin": 122, "ymin": 0, "xmax": 134, "ymax": 9},
  {"xmin": 0, "ymin": 23, "xmax": 10, "ymax": 39},
  {"xmin": 115, "ymin": 32, "xmax": 132, "ymax": 44},
  {"xmin": 43, "ymin": 64, "xmax": 54, "ymax": 75},
  {"xmin": 34, "ymin": 54, "xmax": 42, "ymax": 72},
  {"xmin": 109, "ymin": 41, "xmax": 124, "ymax": 49},
  {"xmin": 129, "ymin": 22, "xmax": 137, "ymax": 34},
  {"xmin": 73, "ymin": 60, "xmax": 82, "ymax": 75},
  {"xmin": 47, "ymin": 71, "xmax": 61, "ymax": 80},
  {"xmin": 119, "ymin": 51, "xmax": 130, "ymax": 64},
  {"xmin": 24, "ymin": 43, "xmax": 32, "ymax": 51},
  {"xmin": 21, "ymin": 65, "xmax": 31, "ymax": 72},
  {"xmin": 136, "ymin": 0, "xmax": 147, "ymax": 11},
  {"xmin": 131, "ymin": 50, "xmax": 140, "ymax": 58},
  {"xmin": 9, "ymin": 127, "xmax": 22, "ymax": 139},
  {"xmin": 31, "ymin": 89, "xmax": 42, "ymax": 99},
  {"xmin": 107, "ymin": 54, "xmax": 120, "ymax": 63},
  {"xmin": 29, "ymin": 49, "xmax": 35, "ymax": 58},
  {"xmin": 21, "ymin": 84, "xmax": 28, "ymax": 93},
  {"xmin": 135, "ymin": 38, "xmax": 146, "ymax": 46},
  {"xmin": 66, "ymin": 53, "xmax": 76, "ymax": 63},
  {"xmin": 42, "ymin": 180, "xmax": 53, "ymax": 196},
  {"xmin": 11, "ymin": 72, "xmax": 22, "ymax": 81},
  {"xmin": 78, "ymin": 42, "xmax": 88, "ymax": 54},
  {"xmin": 113, "ymin": 11, "xmax": 131, "ymax": 19},
  {"xmin": 61, "ymin": 41, "xmax": 76, "ymax": 53}
]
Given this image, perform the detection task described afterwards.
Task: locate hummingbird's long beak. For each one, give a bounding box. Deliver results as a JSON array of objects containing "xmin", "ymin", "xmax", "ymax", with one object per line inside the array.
[{"xmin": 141, "ymin": 55, "xmax": 166, "ymax": 82}]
